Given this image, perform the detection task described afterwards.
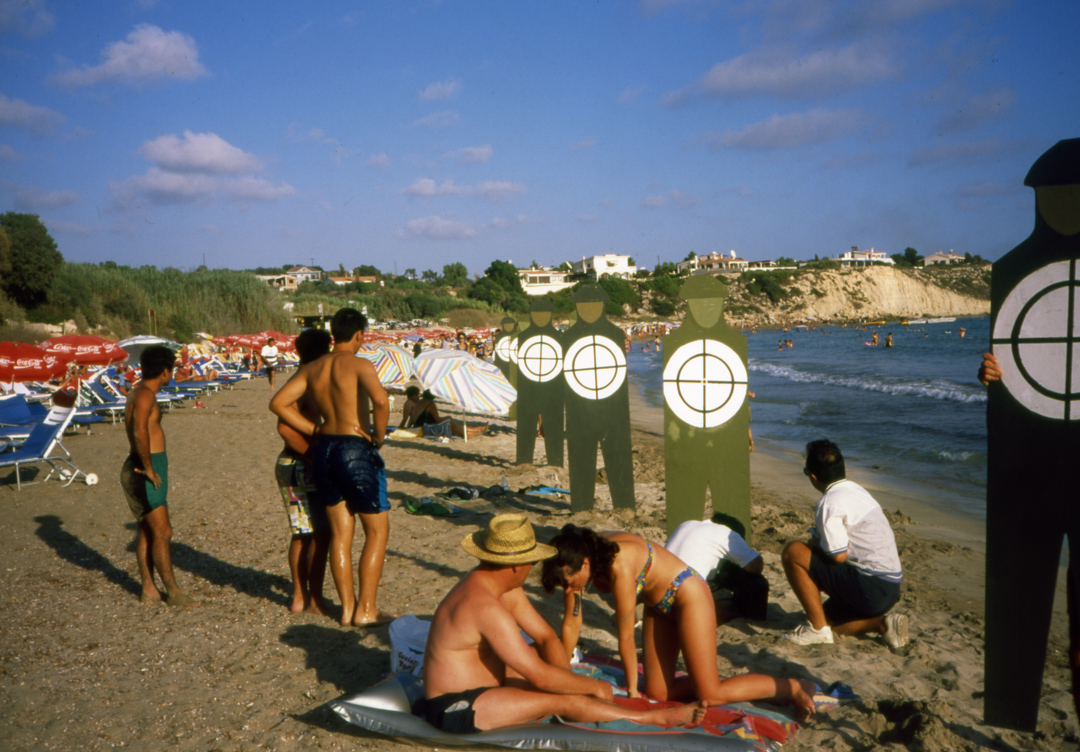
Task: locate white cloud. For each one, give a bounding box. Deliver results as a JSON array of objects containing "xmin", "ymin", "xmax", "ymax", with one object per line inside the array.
[
  {"xmin": 618, "ymin": 85, "xmax": 646, "ymax": 104},
  {"xmin": 641, "ymin": 195, "xmax": 668, "ymax": 208},
  {"xmin": 0, "ymin": 0, "xmax": 53, "ymax": 37},
  {"xmin": 403, "ymin": 178, "xmax": 469, "ymax": 197},
  {"xmin": 0, "ymin": 144, "xmax": 19, "ymax": 161},
  {"xmin": 14, "ymin": 186, "xmax": 78, "ymax": 210},
  {"xmin": 571, "ymin": 139, "xmax": 596, "ymax": 151},
  {"xmin": 936, "ymin": 86, "xmax": 1016, "ymax": 134},
  {"xmin": 140, "ymin": 131, "xmax": 262, "ymax": 175},
  {"xmin": 403, "ymin": 177, "xmax": 526, "ymax": 201},
  {"xmin": 641, "ymin": 189, "xmax": 700, "ymax": 209},
  {"xmin": 420, "ymin": 79, "xmax": 462, "ymax": 101},
  {"xmin": 909, "ymin": 137, "xmax": 1024, "ymax": 166},
  {"xmin": 444, "ymin": 145, "xmax": 492, "ymax": 164},
  {"xmin": 0, "ymin": 93, "xmax": 65, "ymax": 134},
  {"xmin": 486, "ymin": 215, "xmax": 532, "ymax": 230},
  {"xmin": 667, "ymin": 43, "xmax": 897, "ymax": 102},
  {"xmin": 410, "ymin": 110, "xmax": 460, "ymax": 129},
  {"xmin": 367, "ymin": 153, "xmax": 391, "ymax": 169},
  {"xmin": 475, "ymin": 181, "xmax": 526, "ymax": 202},
  {"xmin": 50, "ymin": 25, "xmax": 209, "ymax": 87},
  {"xmin": 705, "ymin": 108, "xmax": 866, "ymax": 150},
  {"xmin": 398, "ymin": 216, "xmax": 477, "ymax": 240},
  {"xmin": 109, "ymin": 168, "xmax": 294, "ymax": 208}
]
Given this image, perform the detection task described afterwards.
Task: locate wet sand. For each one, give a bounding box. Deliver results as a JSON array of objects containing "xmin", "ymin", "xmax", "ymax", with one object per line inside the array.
[{"xmin": 0, "ymin": 379, "xmax": 1074, "ymax": 751}]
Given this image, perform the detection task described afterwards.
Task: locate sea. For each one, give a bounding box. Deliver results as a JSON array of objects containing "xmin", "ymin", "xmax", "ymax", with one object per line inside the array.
[{"xmin": 628, "ymin": 316, "xmax": 991, "ymax": 523}]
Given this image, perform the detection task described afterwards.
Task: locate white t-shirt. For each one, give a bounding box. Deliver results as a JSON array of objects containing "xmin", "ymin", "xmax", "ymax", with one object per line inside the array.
[
  {"xmin": 260, "ymin": 344, "xmax": 279, "ymax": 366},
  {"xmin": 814, "ymin": 479, "xmax": 902, "ymax": 582},
  {"xmin": 665, "ymin": 520, "xmax": 760, "ymax": 581}
]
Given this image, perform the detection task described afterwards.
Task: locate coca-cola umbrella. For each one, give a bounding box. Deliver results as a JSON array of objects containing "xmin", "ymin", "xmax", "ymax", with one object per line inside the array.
[
  {"xmin": 0, "ymin": 342, "xmax": 69, "ymax": 382},
  {"xmin": 41, "ymin": 334, "xmax": 129, "ymax": 366}
]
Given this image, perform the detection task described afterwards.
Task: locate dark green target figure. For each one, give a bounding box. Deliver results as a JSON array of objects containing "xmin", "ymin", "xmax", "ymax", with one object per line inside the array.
[
  {"xmin": 562, "ymin": 285, "xmax": 635, "ymax": 511},
  {"xmin": 494, "ymin": 316, "xmax": 519, "ymax": 420},
  {"xmin": 984, "ymin": 138, "xmax": 1080, "ymax": 732},
  {"xmin": 662, "ymin": 275, "xmax": 750, "ymax": 538},
  {"xmin": 515, "ymin": 299, "xmax": 565, "ymax": 467}
]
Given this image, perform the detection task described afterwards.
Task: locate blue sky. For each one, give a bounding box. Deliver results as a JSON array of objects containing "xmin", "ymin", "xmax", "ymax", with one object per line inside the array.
[{"xmin": 1, "ymin": 0, "xmax": 1077, "ymax": 277}]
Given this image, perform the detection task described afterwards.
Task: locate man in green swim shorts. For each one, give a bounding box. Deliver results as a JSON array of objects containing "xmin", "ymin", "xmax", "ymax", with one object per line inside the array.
[{"xmin": 121, "ymin": 345, "xmax": 199, "ymax": 608}]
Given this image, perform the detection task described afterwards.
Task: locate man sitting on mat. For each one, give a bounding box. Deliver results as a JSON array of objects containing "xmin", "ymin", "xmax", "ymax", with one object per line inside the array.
[{"xmin": 420, "ymin": 514, "xmax": 706, "ymax": 733}]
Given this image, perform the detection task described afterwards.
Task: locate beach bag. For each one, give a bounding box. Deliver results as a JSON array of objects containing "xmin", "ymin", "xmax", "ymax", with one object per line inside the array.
[{"xmin": 389, "ymin": 615, "xmax": 431, "ymax": 676}]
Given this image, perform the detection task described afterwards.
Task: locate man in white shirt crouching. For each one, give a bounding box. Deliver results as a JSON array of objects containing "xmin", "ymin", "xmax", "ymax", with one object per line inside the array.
[{"xmin": 781, "ymin": 439, "xmax": 909, "ymax": 650}]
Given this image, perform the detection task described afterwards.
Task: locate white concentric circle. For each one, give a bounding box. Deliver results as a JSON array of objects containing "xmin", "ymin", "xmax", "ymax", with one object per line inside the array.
[
  {"xmin": 495, "ymin": 334, "xmax": 516, "ymax": 363},
  {"xmin": 517, "ymin": 334, "xmax": 563, "ymax": 383},
  {"xmin": 992, "ymin": 259, "xmax": 1079, "ymax": 420},
  {"xmin": 662, "ymin": 339, "xmax": 748, "ymax": 428},
  {"xmin": 563, "ymin": 335, "xmax": 626, "ymax": 400}
]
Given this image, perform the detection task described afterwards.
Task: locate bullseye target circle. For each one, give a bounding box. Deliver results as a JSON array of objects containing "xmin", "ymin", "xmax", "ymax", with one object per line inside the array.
[
  {"xmin": 662, "ymin": 339, "xmax": 747, "ymax": 428},
  {"xmin": 517, "ymin": 335, "xmax": 563, "ymax": 383},
  {"xmin": 495, "ymin": 335, "xmax": 516, "ymax": 363},
  {"xmin": 563, "ymin": 335, "xmax": 626, "ymax": 400},
  {"xmin": 992, "ymin": 259, "xmax": 1079, "ymax": 420}
]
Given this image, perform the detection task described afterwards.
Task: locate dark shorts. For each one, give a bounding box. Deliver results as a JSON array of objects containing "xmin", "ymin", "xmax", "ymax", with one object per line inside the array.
[
  {"xmin": 121, "ymin": 453, "xmax": 168, "ymax": 522},
  {"xmin": 309, "ymin": 434, "xmax": 389, "ymax": 515},
  {"xmin": 418, "ymin": 687, "xmax": 492, "ymax": 733},
  {"xmin": 265, "ymin": 365, "xmax": 276, "ymax": 374},
  {"xmin": 809, "ymin": 549, "xmax": 900, "ymax": 622}
]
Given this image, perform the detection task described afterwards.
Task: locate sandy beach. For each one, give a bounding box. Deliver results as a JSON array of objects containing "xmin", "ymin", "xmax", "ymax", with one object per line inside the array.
[{"xmin": 0, "ymin": 378, "xmax": 1075, "ymax": 751}]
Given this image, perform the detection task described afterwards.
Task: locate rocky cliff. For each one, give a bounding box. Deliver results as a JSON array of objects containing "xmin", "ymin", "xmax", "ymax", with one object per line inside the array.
[{"xmin": 721, "ymin": 265, "xmax": 990, "ymax": 325}]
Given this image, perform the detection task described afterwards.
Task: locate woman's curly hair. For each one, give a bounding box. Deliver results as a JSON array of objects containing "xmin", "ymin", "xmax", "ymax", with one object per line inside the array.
[{"xmin": 541, "ymin": 524, "xmax": 620, "ymax": 593}]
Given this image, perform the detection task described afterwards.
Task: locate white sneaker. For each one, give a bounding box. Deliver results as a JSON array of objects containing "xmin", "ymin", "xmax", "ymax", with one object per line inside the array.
[
  {"xmin": 784, "ymin": 623, "xmax": 834, "ymax": 645},
  {"xmin": 883, "ymin": 612, "xmax": 909, "ymax": 650}
]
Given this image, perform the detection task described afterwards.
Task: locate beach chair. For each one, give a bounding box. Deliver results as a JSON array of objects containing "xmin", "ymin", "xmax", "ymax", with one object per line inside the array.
[
  {"xmin": 0, "ymin": 392, "xmax": 105, "ymax": 433},
  {"xmin": 0, "ymin": 406, "xmax": 89, "ymax": 490}
]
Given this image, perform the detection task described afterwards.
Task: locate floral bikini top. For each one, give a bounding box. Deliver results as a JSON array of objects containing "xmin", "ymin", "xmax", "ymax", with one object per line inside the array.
[{"xmin": 635, "ymin": 541, "xmax": 654, "ymax": 597}]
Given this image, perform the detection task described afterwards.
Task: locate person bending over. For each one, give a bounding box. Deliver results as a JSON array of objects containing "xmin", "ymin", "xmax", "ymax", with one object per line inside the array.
[
  {"xmin": 541, "ymin": 525, "xmax": 814, "ymax": 720},
  {"xmin": 781, "ymin": 439, "xmax": 908, "ymax": 649},
  {"xmin": 420, "ymin": 514, "xmax": 707, "ymax": 733},
  {"xmin": 665, "ymin": 514, "xmax": 769, "ymax": 623}
]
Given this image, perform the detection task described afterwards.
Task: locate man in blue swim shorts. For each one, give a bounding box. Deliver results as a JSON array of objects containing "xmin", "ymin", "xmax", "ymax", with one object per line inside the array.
[
  {"xmin": 121, "ymin": 345, "xmax": 198, "ymax": 608},
  {"xmin": 271, "ymin": 308, "xmax": 394, "ymax": 628}
]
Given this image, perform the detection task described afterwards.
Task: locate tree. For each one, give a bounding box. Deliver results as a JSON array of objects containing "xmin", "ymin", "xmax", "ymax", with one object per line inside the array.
[
  {"xmin": 403, "ymin": 268, "xmax": 417, "ymax": 279},
  {"xmin": 891, "ymin": 247, "xmax": 923, "ymax": 268},
  {"xmin": 683, "ymin": 251, "xmax": 697, "ymax": 261},
  {"xmin": 628, "ymin": 257, "xmax": 636, "ymax": 266},
  {"xmin": 352, "ymin": 264, "xmax": 381, "ymax": 278},
  {"xmin": 467, "ymin": 260, "xmax": 528, "ymax": 313},
  {"xmin": 0, "ymin": 213, "xmax": 63, "ymax": 309},
  {"xmin": 775, "ymin": 256, "xmax": 797, "ymax": 268},
  {"xmin": 442, "ymin": 262, "xmax": 468, "ymax": 287},
  {"xmin": 421, "ymin": 269, "xmax": 438, "ymax": 282},
  {"xmin": 556, "ymin": 261, "xmax": 572, "ymax": 272},
  {"xmin": 0, "ymin": 226, "xmax": 11, "ymax": 277},
  {"xmin": 653, "ymin": 261, "xmax": 677, "ymax": 277}
]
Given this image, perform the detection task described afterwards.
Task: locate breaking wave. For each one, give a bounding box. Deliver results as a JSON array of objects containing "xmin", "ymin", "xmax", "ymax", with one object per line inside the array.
[{"xmin": 748, "ymin": 361, "xmax": 987, "ymax": 404}]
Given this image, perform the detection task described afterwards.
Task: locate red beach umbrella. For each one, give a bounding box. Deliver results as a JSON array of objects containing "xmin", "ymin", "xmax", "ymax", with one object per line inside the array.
[
  {"xmin": 0, "ymin": 341, "xmax": 69, "ymax": 382},
  {"xmin": 41, "ymin": 334, "xmax": 129, "ymax": 366}
]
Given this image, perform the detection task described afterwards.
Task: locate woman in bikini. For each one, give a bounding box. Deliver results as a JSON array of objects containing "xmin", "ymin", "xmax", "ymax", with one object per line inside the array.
[{"xmin": 541, "ymin": 524, "xmax": 814, "ymax": 719}]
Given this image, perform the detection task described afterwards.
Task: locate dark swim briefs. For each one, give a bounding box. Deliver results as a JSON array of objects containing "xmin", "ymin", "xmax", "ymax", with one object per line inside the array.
[
  {"xmin": 309, "ymin": 434, "xmax": 389, "ymax": 515},
  {"xmin": 417, "ymin": 687, "xmax": 493, "ymax": 733},
  {"xmin": 121, "ymin": 452, "xmax": 168, "ymax": 522}
]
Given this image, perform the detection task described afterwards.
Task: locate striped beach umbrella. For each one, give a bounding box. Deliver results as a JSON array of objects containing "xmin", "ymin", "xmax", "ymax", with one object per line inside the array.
[
  {"xmin": 356, "ymin": 344, "xmax": 416, "ymax": 387},
  {"xmin": 414, "ymin": 349, "xmax": 516, "ymax": 415}
]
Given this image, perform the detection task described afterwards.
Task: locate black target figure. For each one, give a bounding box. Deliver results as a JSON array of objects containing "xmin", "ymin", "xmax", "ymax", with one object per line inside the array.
[
  {"xmin": 561, "ymin": 285, "xmax": 635, "ymax": 511},
  {"xmin": 984, "ymin": 137, "xmax": 1080, "ymax": 732},
  {"xmin": 515, "ymin": 298, "xmax": 565, "ymax": 467}
]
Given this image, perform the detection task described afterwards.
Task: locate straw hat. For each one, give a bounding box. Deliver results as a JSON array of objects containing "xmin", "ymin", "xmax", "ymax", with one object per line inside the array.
[{"xmin": 461, "ymin": 514, "xmax": 557, "ymax": 565}]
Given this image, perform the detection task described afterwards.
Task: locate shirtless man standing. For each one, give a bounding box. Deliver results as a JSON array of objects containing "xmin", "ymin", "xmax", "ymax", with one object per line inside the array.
[
  {"xmin": 419, "ymin": 514, "xmax": 706, "ymax": 733},
  {"xmin": 120, "ymin": 345, "xmax": 198, "ymax": 607},
  {"xmin": 270, "ymin": 308, "xmax": 393, "ymax": 627}
]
